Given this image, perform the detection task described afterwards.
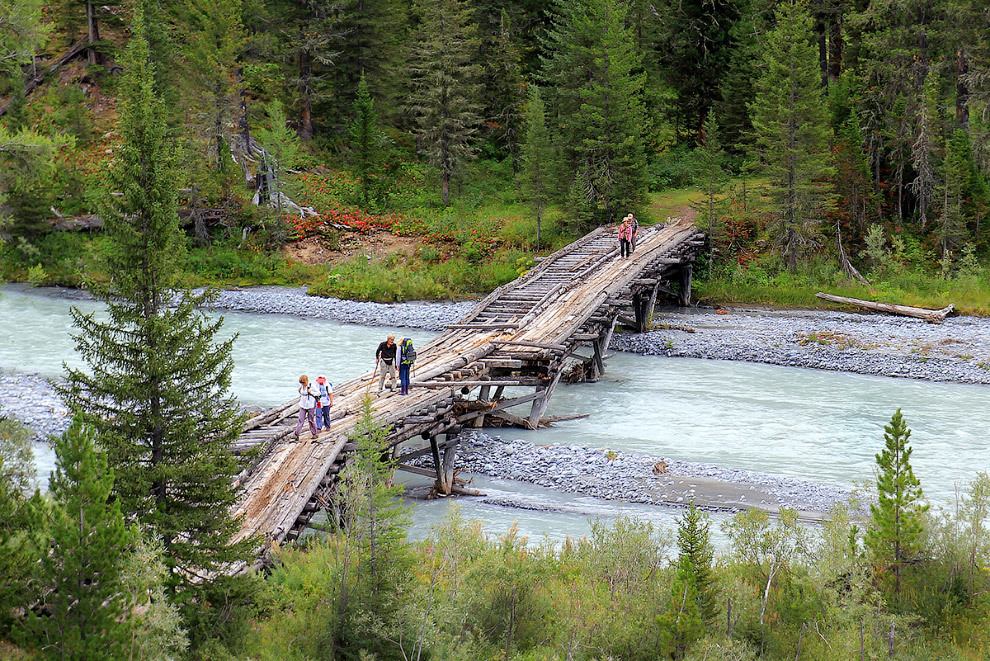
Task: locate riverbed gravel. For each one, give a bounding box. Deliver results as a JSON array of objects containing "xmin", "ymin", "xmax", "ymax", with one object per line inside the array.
[
  {"xmin": 205, "ymin": 286, "xmax": 474, "ymax": 331},
  {"xmin": 0, "ymin": 373, "xmax": 70, "ymax": 441},
  {"xmin": 614, "ymin": 306, "xmax": 990, "ymax": 385},
  {"xmin": 419, "ymin": 430, "xmax": 855, "ymax": 516}
]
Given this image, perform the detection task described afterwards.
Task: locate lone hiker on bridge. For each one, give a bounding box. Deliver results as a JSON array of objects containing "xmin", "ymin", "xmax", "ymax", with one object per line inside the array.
[
  {"xmin": 398, "ymin": 337, "xmax": 416, "ymax": 395},
  {"xmin": 375, "ymin": 334, "xmax": 398, "ymax": 392}
]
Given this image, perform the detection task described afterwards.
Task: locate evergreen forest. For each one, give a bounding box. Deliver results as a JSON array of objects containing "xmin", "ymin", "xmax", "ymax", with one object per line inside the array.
[{"xmin": 1, "ymin": 0, "xmax": 989, "ymax": 309}]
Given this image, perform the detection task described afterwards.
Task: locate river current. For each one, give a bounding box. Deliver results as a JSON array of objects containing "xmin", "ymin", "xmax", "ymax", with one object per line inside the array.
[{"xmin": 2, "ymin": 286, "xmax": 987, "ymax": 543}]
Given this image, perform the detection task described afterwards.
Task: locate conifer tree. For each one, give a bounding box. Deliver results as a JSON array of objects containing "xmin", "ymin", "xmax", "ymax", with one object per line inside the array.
[
  {"xmin": 0, "ymin": 126, "xmax": 68, "ymax": 239},
  {"xmin": 542, "ymin": 0, "xmax": 647, "ymax": 227},
  {"xmin": 330, "ymin": 395, "xmax": 412, "ymax": 658},
  {"xmin": 748, "ymin": 0, "xmax": 834, "ymax": 269},
  {"xmin": 696, "ymin": 113, "xmax": 726, "ymax": 239},
  {"xmin": 910, "ymin": 69, "xmax": 942, "ymax": 230},
  {"xmin": 182, "ymin": 0, "xmax": 245, "ymax": 183},
  {"xmin": 866, "ymin": 409, "xmax": 928, "ymax": 594},
  {"xmin": 658, "ymin": 555, "xmax": 705, "ymax": 659},
  {"xmin": 479, "ymin": 10, "xmax": 525, "ymax": 163},
  {"xmin": 519, "ymin": 86, "xmax": 554, "ymax": 250},
  {"xmin": 676, "ymin": 502, "xmax": 718, "ymax": 622},
  {"xmin": 284, "ymin": 0, "xmax": 346, "ymax": 140},
  {"xmin": 0, "ymin": 412, "xmax": 47, "ymax": 637},
  {"xmin": 27, "ymin": 419, "xmax": 136, "ymax": 660},
  {"xmin": 60, "ymin": 9, "xmax": 251, "ymax": 589},
  {"xmin": 349, "ymin": 74, "xmax": 389, "ymax": 208},
  {"xmin": 329, "ymin": 0, "xmax": 408, "ymax": 125},
  {"xmin": 937, "ymin": 129, "xmax": 974, "ymax": 256},
  {"xmin": 0, "ymin": 0, "xmax": 48, "ymax": 79},
  {"xmin": 405, "ymin": 0, "xmax": 482, "ymax": 205}
]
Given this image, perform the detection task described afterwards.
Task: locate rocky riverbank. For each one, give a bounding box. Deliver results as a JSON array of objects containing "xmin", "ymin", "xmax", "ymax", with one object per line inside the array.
[
  {"xmin": 616, "ymin": 306, "xmax": 990, "ymax": 385},
  {"xmin": 426, "ymin": 430, "xmax": 854, "ymax": 518},
  {"xmin": 0, "ymin": 373, "xmax": 70, "ymax": 441}
]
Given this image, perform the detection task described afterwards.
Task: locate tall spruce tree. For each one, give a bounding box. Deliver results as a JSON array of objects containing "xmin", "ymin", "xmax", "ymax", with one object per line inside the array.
[
  {"xmin": 519, "ymin": 86, "xmax": 554, "ymax": 250},
  {"xmin": 478, "ymin": 9, "xmax": 526, "ymax": 163},
  {"xmin": 541, "ymin": 0, "xmax": 648, "ymax": 227},
  {"xmin": 748, "ymin": 0, "xmax": 834, "ymax": 270},
  {"xmin": 284, "ymin": 0, "xmax": 346, "ymax": 140},
  {"xmin": 349, "ymin": 74, "xmax": 389, "ymax": 208},
  {"xmin": 696, "ymin": 113, "xmax": 726, "ymax": 239},
  {"xmin": 405, "ymin": 0, "xmax": 482, "ymax": 205},
  {"xmin": 182, "ymin": 0, "xmax": 245, "ymax": 183},
  {"xmin": 676, "ymin": 502, "xmax": 718, "ymax": 622},
  {"xmin": 937, "ymin": 129, "xmax": 973, "ymax": 256},
  {"xmin": 60, "ymin": 9, "xmax": 251, "ymax": 589},
  {"xmin": 865, "ymin": 409, "xmax": 928, "ymax": 594},
  {"xmin": 27, "ymin": 419, "xmax": 136, "ymax": 660}
]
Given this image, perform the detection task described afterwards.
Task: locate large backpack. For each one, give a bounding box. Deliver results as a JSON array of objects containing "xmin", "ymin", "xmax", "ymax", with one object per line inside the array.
[{"xmin": 402, "ymin": 341, "xmax": 417, "ymax": 364}]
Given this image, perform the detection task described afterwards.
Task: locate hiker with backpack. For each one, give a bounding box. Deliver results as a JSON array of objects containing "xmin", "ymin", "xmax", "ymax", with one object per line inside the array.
[
  {"xmin": 294, "ymin": 374, "xmax": 319, "ymax": 439},
  {"xmin": 314, "ymin": 374, "xmax": 334, "ymax": 431},
  {"xmin": 397, "ymin": 337, "xmax": 417, "ymax": 395}
]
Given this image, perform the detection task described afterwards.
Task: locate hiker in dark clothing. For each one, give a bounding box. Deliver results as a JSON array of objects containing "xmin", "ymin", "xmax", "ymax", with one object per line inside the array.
[{"xmin": 375, "ymin": 334, "xmax": 398, "ymax": 392}]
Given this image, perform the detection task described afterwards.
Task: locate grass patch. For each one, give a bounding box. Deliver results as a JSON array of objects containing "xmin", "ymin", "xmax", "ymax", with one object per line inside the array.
[
  {"xmin": 308, "ymin": 248, "xmax": 528, "ymax": 302},
  {"xmin": 696, "ymin": 258, "xmax": 990, "ymax": 316}
]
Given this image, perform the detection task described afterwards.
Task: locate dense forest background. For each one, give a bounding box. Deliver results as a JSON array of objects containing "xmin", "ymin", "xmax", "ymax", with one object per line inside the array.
[{"xmin": 1, "ymin": 0, "xmax": 989, "ymax": 309}]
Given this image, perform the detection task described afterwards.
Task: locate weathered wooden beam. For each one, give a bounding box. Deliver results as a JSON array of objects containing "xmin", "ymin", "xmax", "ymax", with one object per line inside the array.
[
  {"xmin": 815, "ymin": 292, "xmax": 954, "ymax": 323},
  {"xmin": 445, "ymin": 323, "xmax": 521, "ymax": 330},
  {"xmin": 413, "ymin": 379, "xmax": 532, "ymax": 388},
  {"xmin": 455, "ymin": 391, "xmax": 541, "ymax": 424},
  {"xmin": 492, "ymin": 340, "xmax": 567, "ymax": 351},
  {"xmin": 481, "ymin": 358, "xmax": 524, "ymax": 368}
]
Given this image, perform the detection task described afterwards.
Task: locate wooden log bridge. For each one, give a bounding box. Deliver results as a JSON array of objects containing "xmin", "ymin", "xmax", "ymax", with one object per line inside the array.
[{"xmin": 228, "ymin": 217, "xmax": 705, "ymax": 569}]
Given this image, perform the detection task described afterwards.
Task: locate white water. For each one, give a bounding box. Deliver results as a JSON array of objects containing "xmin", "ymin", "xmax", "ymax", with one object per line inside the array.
[{"xmin": 2, "ymin": 285, "xmax": 988, "ymax": 543}]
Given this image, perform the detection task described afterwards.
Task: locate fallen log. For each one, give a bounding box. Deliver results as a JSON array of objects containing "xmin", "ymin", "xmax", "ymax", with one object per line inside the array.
[{"xmin": 815, "ymin": 292, "xmax": 954, "ymax": 323}]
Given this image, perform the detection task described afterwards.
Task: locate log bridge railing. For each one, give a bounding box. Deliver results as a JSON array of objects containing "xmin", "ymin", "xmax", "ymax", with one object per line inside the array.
[{"xmin": 227, "ymin": 217, "xmax": 705, "ymax": 569}]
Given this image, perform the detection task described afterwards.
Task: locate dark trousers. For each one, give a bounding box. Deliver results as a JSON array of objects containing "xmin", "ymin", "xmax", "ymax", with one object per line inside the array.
[
  {"xmin": 316, "ymin": 405, "xmax": 331, "ymax": 430},
  {"xmin": 399, "ymin": 363, "xmax": 411, "ymax": 394},
  {"xmin": 619, "ymin": 238, "xmax": 631, "ymax": 257}
]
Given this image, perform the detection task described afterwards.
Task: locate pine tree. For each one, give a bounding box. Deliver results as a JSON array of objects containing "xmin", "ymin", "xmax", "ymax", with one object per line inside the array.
[
  {"xmin": 937, "ymin": 129, "xmax": 973, "ymax": 256},
  {"xmin": 0, "ymin": 0, "xmax": 48, "ymax": 79},
  {"xmin": 405, "ymin": 0, "xmax": 482, "ymax": 205},
  {"xmin": 676, "ymin": 502, "xmax": 718, "ymax": 622},
  {"xmin": 330, "ymin": 395, "xmax": 412, "ymax": 658},
  {"xmin": 910, "ymin": 69, "xmax": 942, "ymax": 230},
  {"xmin": 541, "ymin": 0, "xmax": 648, "ymax": 227},
  {"xmin": 60, "ymin": 10, "xmax": 252, "ymax": 590},
  {"xmin": 182, "ymin": 0, "xmax": 245, "ymax": 183},
  {"xmin": 695, "ymin": 113, "xmax": 726, "ymax": 239},
  {"xmin": 349, "ymin": 74, "xmax": 390, "ymax": 208},
  {"xmin": 478, "ymin": 9, "xmax": 526, "ymax": 163},
  {"xmin": 0, "ymin": 126, "xmax": 68, "ymax": 239},
  {"xmin": 0, "ymin": 412, "xmax": 47, "ymax": 637},
  {"xmin": 658, "ymin": 555, "xmax": 705, "ymax": 659},
  {"xmin": 327, "ymin": 0, "xmax": 408, "ymax": 127},
  {"xmin": 866, "ymin": 409, "xmax": 928, "ymax": 594},
  {"xmin": 27, "ymin": 419, "xmax": 136, "ymax": 660},
  {"xmin": 748, "ymin": 0, "xmax": 834, "ymax": 270},
  {"xmin": 519, "ymin": 86, "xmax": 554, "ymax": 250},
  {"xmin": 284, "ymin": 0, "xmax": 346, "ymax": 140}
]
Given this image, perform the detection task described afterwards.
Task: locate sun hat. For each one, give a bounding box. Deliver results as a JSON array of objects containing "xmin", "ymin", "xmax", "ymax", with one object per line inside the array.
[{"xmin": 316, "ymin": 375, "xmax": 327, "ymax": 384}]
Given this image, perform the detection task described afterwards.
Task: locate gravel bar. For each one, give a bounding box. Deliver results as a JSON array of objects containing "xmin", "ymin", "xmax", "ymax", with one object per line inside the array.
[
  {"xmin": 614, "ymin": 305, "xmax": 990, "ymax": 385},
  {"xmin": 417, "ymin": 430, "xmax": 853, "ymax": 517}
]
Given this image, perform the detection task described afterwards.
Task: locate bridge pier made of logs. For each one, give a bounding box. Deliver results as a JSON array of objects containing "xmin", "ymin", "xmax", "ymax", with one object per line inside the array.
[{"xmin": 224, "ymin": 217, "xmax": 705, "ymax": 571}]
